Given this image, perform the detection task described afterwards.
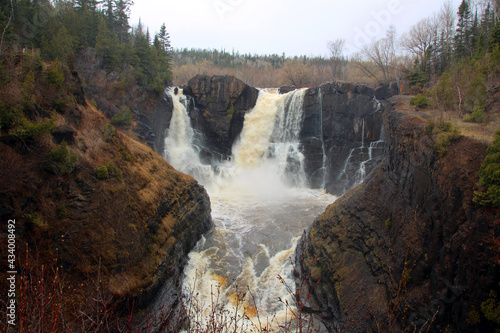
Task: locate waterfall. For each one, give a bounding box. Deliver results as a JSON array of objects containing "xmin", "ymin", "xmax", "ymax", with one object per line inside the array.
[
  {"xmin": 318, "ymin": 87, "xmax": 327, "ymax": 189},
  {"xmin": 213, "ymin": 88, "xmax": 309, "ymax": 194},
  {"xmin": 168, "ymin": 87, "xmax": 335, "ymax": 331},
  {"xmin": 163, "ymin": 87, "xmax": 213, "ymax": 185}
]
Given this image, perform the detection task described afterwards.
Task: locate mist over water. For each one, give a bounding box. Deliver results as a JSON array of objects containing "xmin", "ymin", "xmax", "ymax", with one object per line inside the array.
[{"xmin": 164, "ymin": 88, "xmax": 336, "ymax": 330}]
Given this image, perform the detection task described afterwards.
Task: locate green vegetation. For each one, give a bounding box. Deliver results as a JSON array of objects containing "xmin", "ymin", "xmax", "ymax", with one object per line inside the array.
[
  {"xmin": 0, "ymin": 0, "xmax": 172, "ymax": 95},
  {"xmin": 111, "ymin": 106, "xmax": 132, "ymax": 125},
  {"xmin": 428, "ymin": 121, "xmax": 462, "ymax": 158},
  {"xmin": 102, "ymin": 123, "xmax": 116, "ymax": 142},
  {"xmin": 425, "ymin": 119, "xmax": 435, "ymax": 135},
  {"xmin": 474, "ymin": 130, "xmax": 500, "ymax": 208},
  {"xmin": 57, "ymin": 204, "xmax": 67, "ymax": 219},
  {"xmin": 97, "ymin": 161, "xmax": 123, "ymax": 181},
  {"xmin": 46, "ymin": 60, "xmax": 66, "ymax": 88},
  {"xmin": 8, "ymin": 114, "xmax": 57, "ymax": 141},
  {"xmin": 26, "ymin": 213, "xmax": 46, "ymax": 228},
  {"xmin": 227, "ymin": 103, "xmax": 235, "ymax": 118},
  {"xmin": 481, "ymin": 290, "xmax": 500, "ymax": 324},
  {"xmin": 410, "ymin": 94, "xmax": 430, "ymax": 108},
  {"xmin": 96, "ymin": 165, "xmax": 109, "ymax": 179},
  {"xmin": 45, "ymin": 140, "xmax": 78, "ymax": 175},
  {"xmin": 385, "ymin": 218, "xmax": 392, "ymax": 229}
]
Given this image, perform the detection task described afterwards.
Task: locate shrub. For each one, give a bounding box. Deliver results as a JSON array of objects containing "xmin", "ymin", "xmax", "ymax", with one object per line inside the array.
[
  {"xmin": 111, "ymin": 106, "xmax": 132, "ymax": 126},
  {"xmin": 227, "ymin": 104, "xmax": 235, "ymax": 118},
  {"xmin": 435, "ymin": 133, "xmax": 451, "ymax": 158},
  {"xmin": 481, "ymin": 290, "xmax": 500, "ymax": 324},
  {"xmin": 433, "ymin": 122, "xmax": 461, "ymax": 158},
  {"xmin": 410, "ymin": 94, "xmax": 430, "ymax": 108},
  {"xmin": 9, "ymin": 114, "xmax": 56, "ymax": 141},
  {"xmin": 435, "ymin": 72, "xmax": 455, "ymax": 110},
  {"xmin": 463, "ymin": 105, "xmax": 485, "ymax": 123},
  {"xmin": 424, "ymin": 119, "xmax": 435, "ymax": 135},
  {"xmin": 474, "ymin": 130, "xmax": 500, "ymax": 208},
  {"xmin": 21, "ymin": 70, "xmax": 36, "ymax": 105},
  {"xmin": 96, "ymin": 166, "xmax": 109, "ymax": 179},
  {"xmin": 46, "ymin": 60, "xmax": 65, "ymax": 87},
  {"xmin": 385, "ymin": 218, "xmax": 392, "ymax": 229},
  {"xmin": 57, "ymin": 204, "xmax": 67, "ymax": 219},
  {"xmin": 105, "ymin": 161, "xmax": 123, "ymax": 181},
  {"xmin": 102, "ymin": 123, "xmax": 116, "ymax": 142},
  {"xmin": 26, "ymin": 213, "xmax": 46, "ymax": 228},
  {"xmin": 437, "ymin": 121, "xmax": 453, "ymax": 133},
  {"xmin": 45, "ymin": 140, "xmax": 78, "ymax": 175},
  {"xmin": 0, "ymin": 104, "xmax": 24, "ymax": 130}
]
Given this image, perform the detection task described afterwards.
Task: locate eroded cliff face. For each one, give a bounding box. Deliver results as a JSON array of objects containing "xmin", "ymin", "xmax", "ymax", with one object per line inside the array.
[
  {"xmin": 183, "ymin": 74, "xmax": 259, "ymax": 161},
  {"xmin": 183, "ymin": 76, "xmax": 399, "ymax": 195},
  {"xmin": 0, "ymin": 62, "xmax": 212, "ymax": 330},
  {"xmin": 297, "ymin": 108, "xmax": 500, "ymax": 332},
  {"xmin": 301, "ymin": 82, "xmax": 396, "ymax": 194}
]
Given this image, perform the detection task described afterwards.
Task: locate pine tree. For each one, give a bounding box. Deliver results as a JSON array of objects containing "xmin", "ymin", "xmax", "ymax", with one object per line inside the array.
[
  {"xmin": 455, "ymin": 0, "xmax": 473, "ymax": 59},
  {"xmin": 44, "ymin": 25, "xmax": 74, "ymax": 61},
  {"xmin": 95, "ymin": 18, "xmax": 120, "ymax": 72},
  {"xmin": 114, "ymin": 0, "xmax": 132, "ymax": 44}
]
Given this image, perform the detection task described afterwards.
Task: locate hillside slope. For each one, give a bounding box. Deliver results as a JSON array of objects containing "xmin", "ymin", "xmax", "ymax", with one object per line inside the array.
[{"xmin": 0, "ymin": 52, "xmax": 212, "ymax": 330}]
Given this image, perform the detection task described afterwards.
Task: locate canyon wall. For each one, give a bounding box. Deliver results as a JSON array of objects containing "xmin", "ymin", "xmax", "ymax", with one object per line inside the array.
[
  {"xmin": 296, "ymin": 108, "xmax": 500, "ymax": 332},
  {"xmin": 183, "ymin": 75, "xmax": 399, "ymax": 195}
]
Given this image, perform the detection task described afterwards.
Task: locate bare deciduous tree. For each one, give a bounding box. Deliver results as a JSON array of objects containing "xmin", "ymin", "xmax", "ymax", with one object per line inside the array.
[
  {"xmin": 327, "ymin": 38, "xmax": 346, "ymax": 80},
  {"xmin": 357, "ymin": 26, "xmax": 397, "ymax": 85},
  {"xmin": 400, "ymin": 17, "xmax": 439, "ymax": 67}
]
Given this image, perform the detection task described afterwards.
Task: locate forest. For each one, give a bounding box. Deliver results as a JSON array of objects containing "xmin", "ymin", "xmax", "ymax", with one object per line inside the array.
[
  {"xmin": 0, "ymin": 0, "xmax": 173, "ymax": 94},
  {"xmin": 171, "ymin": 0, "xmax": 500, "ymax": 126}
]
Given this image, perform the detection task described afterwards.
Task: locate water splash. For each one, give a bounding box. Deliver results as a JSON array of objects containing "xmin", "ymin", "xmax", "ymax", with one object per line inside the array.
[
  {"xmin": 168, "ymin": 87, "xmax": 335, "ymax": 331},
  {"xmin": 163, "ymin": 87, "xmax": 213, "ymax": 185}
]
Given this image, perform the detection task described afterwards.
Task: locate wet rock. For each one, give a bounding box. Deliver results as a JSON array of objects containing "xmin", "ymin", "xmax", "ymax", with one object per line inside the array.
[{"xmin": 297, "ymin": 108, "xmax": 500, "ymax": 332}]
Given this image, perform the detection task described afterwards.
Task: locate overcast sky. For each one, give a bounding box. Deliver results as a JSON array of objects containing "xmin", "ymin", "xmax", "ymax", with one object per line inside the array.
[{"xmin": 130, "ymin": 0, "xmax": 456, "ymax": 57}]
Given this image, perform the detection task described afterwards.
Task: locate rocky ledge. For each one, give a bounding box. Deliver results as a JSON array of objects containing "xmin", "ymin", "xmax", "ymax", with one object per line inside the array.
[{"xmin": 296, "ymin": 108, "xmax": 500, "ymax": 332}]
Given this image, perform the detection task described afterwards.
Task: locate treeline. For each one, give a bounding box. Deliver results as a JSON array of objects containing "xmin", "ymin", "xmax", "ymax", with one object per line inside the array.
[
  {"xmin": 172, "ymin": 49, "xmax": 344, "ymax": 88},
  {"xmin": 172, "ymin": 0, "xmax": 500, "ymax": 108},
  {"xmin": 0, "ymin": 0, "xmax": 173, "ymax": 93}
]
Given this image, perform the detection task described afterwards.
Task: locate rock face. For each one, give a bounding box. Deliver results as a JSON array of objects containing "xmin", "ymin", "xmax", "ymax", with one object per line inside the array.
[
  {"xmin": 0, "ymin": 60, "xmax": 213, "ymax": 330},
  {"xmin": 76, "ymin": 48, "xmax": 173, "ymax": 153},
  {"xmin": 182, "ymin": 76, "xmax": 397, "ymax": 195},
  {"xmin": 184, "ymin": 74, "xmax": 259, "ymax": 162},
  {"xmin": 296, "ymin": 108, "xmax": 500, "ymax": 332},
  {"xmin": 301, "ymin": 82, "xmax": 392, "ymax": 195}
]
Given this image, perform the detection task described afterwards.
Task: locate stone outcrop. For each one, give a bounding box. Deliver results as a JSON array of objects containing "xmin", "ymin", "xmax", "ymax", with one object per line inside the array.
[
  {"xmin": 296, "ymin": 108, "xmax": 500, "ymax": 332},
  {"xmin": 183, "ymin": 74, "xmax": 259, "ymax": 162},
  {"xmin": 301, "ymin": 81, "xmax": 393, "ymax": 194}
]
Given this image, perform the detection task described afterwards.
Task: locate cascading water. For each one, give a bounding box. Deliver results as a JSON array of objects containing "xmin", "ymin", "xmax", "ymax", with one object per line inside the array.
[
  {"xmin": 162, "ymin": 88, "xmax": 336, "ymax": 331},
  {"xmin": 164, "ymin": 88, "xmax": 213, "ymax": 185}
]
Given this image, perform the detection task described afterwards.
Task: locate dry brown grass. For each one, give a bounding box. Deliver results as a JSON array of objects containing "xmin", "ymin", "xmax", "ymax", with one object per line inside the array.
[{"xmin": 392, "ymin": 95, "xmax": 499, "ymax": 145}]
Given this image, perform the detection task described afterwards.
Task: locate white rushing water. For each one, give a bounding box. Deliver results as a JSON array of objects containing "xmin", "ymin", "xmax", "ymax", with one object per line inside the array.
[{"xmin": 164, "ymin": 88, "xmax": 336, "ymax": 331}]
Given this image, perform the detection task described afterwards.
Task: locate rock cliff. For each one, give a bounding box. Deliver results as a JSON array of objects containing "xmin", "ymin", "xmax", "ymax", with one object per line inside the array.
[
  {"xmin": 183, "ymin": 74, "xmax": 259, "ymax": 162},
  {"xmin": 182, "ymin": 75, "xmax": 398, "ymax": 195},
  {"xmin": 0, "ymin": 58, "xmax": 213, "ymax": 330},
  {"xmin": 301, "ymin": 82, "xmax": 394, "ymax": 194},
  {"xmin": 296, "ymin": 108, "xmax": 500, "ymax": 332}
]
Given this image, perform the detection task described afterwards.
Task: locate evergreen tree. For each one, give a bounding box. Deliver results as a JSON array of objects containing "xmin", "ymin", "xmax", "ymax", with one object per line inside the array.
[
  {"xmin": 490, "ymin": 21, "xmax": 500, "ymax": 51},
  {"xmin": 95, "ymin": 18, "xmax": 120, "ymax": 71},
  {"xmin": 455, "ymin": 0, "xmax": 473, "ymax": 59},
  {"xmin": 114, "ymin": 0, "xmax": 132, "ymax": 43},
  {"xmin": 43, "ymin": 25, "xmax": 74, "ymax": 61}
]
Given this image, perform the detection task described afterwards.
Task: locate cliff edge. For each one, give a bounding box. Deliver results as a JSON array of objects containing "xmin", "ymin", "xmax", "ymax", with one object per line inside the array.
[{"xmin": 297, "ymin": 107, "xmax": 500, "ymax": 332}]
